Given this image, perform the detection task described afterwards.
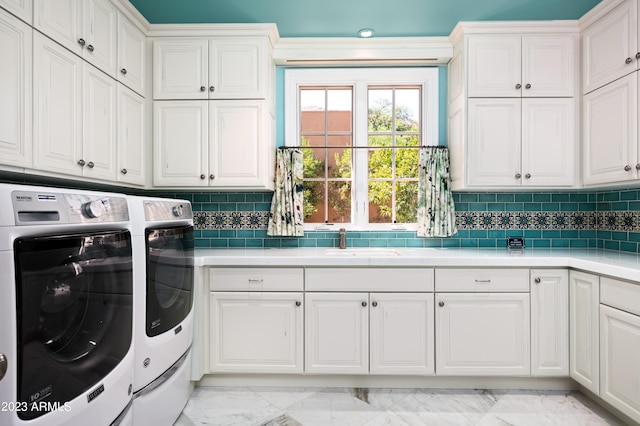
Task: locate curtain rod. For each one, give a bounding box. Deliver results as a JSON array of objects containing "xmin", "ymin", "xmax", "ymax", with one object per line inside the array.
[{"xmin": 278, "ymin": 145, "xmax": 448, "ymax": 150}]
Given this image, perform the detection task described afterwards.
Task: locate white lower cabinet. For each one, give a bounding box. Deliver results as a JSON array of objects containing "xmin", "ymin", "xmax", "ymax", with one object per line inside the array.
[
  {"xmin": 435, "ymin": 292, "xmax": 530, "ymax": 375},
  {"xmin": 530, "ymin": 269, "xmax": 569, "ymax": 376},
  {"xmin": 569, "ymin": 270, "xmax": 600, "ymax": 394},
  {"xmin": 210, "ymin": 292, "xmax": 303, "ymax": 373}
]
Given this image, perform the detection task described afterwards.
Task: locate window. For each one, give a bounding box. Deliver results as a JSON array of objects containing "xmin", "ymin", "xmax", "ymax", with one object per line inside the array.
[{"xmin": 285, "ymin": 68, "xmax": 439, "ymax": 230}]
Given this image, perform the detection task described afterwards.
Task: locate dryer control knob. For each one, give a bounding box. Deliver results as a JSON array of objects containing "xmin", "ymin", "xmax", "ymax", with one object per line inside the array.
[
  {"xmin": 81, "ymin": 200, "xmax": 105, "ymax": 219},
  {"xmin": 172, "ymin": 204, "xmax": 184, "ymax": 217},
  {"xmin": 0, "ymin": 353, "xmax": 7, "ymax": 381}
]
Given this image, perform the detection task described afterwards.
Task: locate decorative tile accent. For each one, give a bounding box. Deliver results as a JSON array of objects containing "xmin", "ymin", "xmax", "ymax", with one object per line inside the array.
[{"xmin": 194, "ymin": 211, "xmax": 270, "ymax": 229}]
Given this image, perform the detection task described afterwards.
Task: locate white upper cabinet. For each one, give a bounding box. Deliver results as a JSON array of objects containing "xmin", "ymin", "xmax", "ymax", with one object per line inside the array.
[
  {"xmin": 0, "ymin": 8, "xmax": 31, "ymax": 169},
  {"xmin": 154, "ymin": 37, "xmax": 267, "ymax": 100},
  {"xmin": 0, "ymin": 0, "xmax": 32, "ymax": 24},
  {"xmin": 468, "ymin": 35, "xmax": 574, "ymax": 98},
  {"xmin": 34, "ymin": 0, "xmax": 118, "ymax": 78},
  {"xmin": 582, "ymin": 0, "xmax": 638, "ymax": 94},
  {"xmin": 117, "ymin": 83, "xmax": 145, "ymax": 185},
  {"xmin": 117, "ymin": 13, "xmax": 145, "ymax": 96}
]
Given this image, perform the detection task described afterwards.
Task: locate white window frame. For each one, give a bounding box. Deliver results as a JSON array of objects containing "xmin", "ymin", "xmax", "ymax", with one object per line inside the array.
[{"xmin": 284, "ymin": 67, "xmax": 439, "ymax": 231}]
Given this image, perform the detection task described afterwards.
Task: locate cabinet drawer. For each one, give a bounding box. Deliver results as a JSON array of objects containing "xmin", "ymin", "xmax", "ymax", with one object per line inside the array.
[
  {"xmin": 435, "ymin": 268, "xmax": 529, "ymax": 292},
  {"xmin": 209, "ymin": 268, "xmax": 303, "ymax": 291},
  {"xmin": 305, "ymin": 268, "xmax": 434, "ymax": 292},
  {"xmin": 601, "ymin": 277, "xmax": 640, "ymax": 317}
]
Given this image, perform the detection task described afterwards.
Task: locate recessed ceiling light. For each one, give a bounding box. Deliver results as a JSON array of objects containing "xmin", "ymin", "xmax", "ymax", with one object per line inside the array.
[{"xmin": 358, "ymin": 28, "xmax": 374, "ymax": 38}]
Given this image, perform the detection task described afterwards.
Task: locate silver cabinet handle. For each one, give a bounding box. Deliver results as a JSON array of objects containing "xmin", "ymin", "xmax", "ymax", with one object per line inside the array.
[
  {"xmin": 87, "ymin": 44, "xmax": 94, "ymax": 52},
  {"xmin": 77, "ymin": 159, "xmax": 86, "ymax": 166},
  {"xmin": 361, "ymin": 301, "xmax": 367, "ymax": 307},
  {"xmin": 0, "ymin": 353, "xmax": 6, "ymax": 381},
  {"xmin": 525, "ymin": 173, "xmax": 531, "ymax": 179},
  {"xmin": 625, "ymin": 165, "xmax": 632, "ymax": 171},
  {"xmin": 248, "ymin": 278, "xmax": 264, "ymax": 283},
  {"xmin": 87, "ymin": 161, "xmax": 94, "ymax": 168},
  {"xmin": 200, "ymin": 174, "xmax": 206, "ymax": 180},
  {"xmin": 534, "ymin": 277, "xmax": 541, "ymax": 284},
  {"xmin": 515, "ymin": 173, "xmax": 522, "ymax": 179},
  {"xmin": 121, "ymin": 168, "xmax": 128, "ymax": 175},
  {"xmin": 438, "ymin": 301, "xmax": 445, "ymax": 307},
  {"xmin": 626, "ymin": 57, "xmax": 633, "ymax": 64},
  {"xmin": 121, "ymin": 68, "xmax": 127, "ymax": 75},
  {"xmin": 525, "ymin": 83, "xmax": 531, "ymax": 89},
  {"xmin": 475, "ymin": 279, "xmax": 491, "ymax": 283},
  {"xmin": 209, "ymin": 174, "xmax": 215, "ymax": 180},
  {"xmin": 372, "ymin": 301, "xmax": 378, "ymax": 307},
  {"xmin": 209, "ymin": 86, "xmax": 215, "ymax": 92},
  {"xmin": 295, "ymin": 301, "xmax": 301, "ymax": 307},
  {"xmin": 78, "ymin": 38, "xmax": 86, "ymax": 46},
  {"xmin": 515, "ymin": 83, "xmax": 522, "ymax": 89},
  {"xmin": 200, "ymin": 86, "xmax": 206, "ymax": 92}
]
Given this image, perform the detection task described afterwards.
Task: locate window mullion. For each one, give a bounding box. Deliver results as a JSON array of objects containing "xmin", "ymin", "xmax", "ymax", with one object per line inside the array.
[{"xmin": 354, "ymin": 81, "xmax": 369, "ymax": 228}]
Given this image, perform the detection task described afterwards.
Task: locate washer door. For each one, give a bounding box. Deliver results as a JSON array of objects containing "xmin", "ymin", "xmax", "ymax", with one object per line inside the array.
[
  {"xmin": 14, "ymin": 230, "xmax": 132, "ymax": 420},
  {"xmin": 145, "ymin": 225, "xmax": 194, "ymax": 337}
]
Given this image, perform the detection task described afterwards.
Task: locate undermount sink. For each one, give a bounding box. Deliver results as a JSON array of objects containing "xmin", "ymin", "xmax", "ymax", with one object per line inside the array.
[{"xmin": 325, "ymin": 248, "xmax": 402, "ymax": 256}]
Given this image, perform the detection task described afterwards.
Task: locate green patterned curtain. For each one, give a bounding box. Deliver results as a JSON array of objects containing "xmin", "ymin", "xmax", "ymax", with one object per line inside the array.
[
  {"xmin": 267, "ymin": 148, "xmax": 304, "ymax": 237},
  {"xmin": 417, "ymin": 147, "xmax": 457, "ymax": 237}
]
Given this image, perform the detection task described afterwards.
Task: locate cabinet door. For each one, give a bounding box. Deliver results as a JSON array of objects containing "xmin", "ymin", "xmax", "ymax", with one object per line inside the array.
[
  {"xmin": 583, "ymin": 0, "xmax": 637, "ymax": 94},
  {"xmin": 522, "ymin": 35, "xmax": 575, "ymax": 97},
  {"xmin": 0, "ymin": 0, "xmax": 32, "ymax": 24},
  {"xmin": 0, "ymin": 9, "xmax": 31, "ymax": 168},
  {"xmin": 305, "ymin": 292, "xmax": 369, "ymax": 374},
  {"xmin": 530, "ymin": 269, "xmax": 568, "ymax": 376},
  {"xmin": 83, "ymin": 0, "xmax": 117, "ymax": 77},
  {"xmin": 153, "ymin": 100, "xmax": 209, "ymax": 187},
  {"xmin": 153, "ymin": 40, "xmax": 208, "ymax": 100},
  {"xmin": 435, "ymin": 293, "xmax": 530, "ymax": 376},
  {"xmin": 521, "ymin": 98, "xmax": 575, "ymax": 187},
  {"xmin": 33, "ymin": 0, "xmax": 82, "ymax": 55},
  {"xmin": 117, "ymin": 83, "xmax": 145, "ymax": 185},
  {"xmin": 33, "ymin": 32, "xmax": 83, "ymax": 176},
  {"xmin": 569, "ymin": 270, "xmax": 600, "ymax": 394},
  {"xmin": 82, "ymin": 62, "xmax": 117, "ymax": 181},
  {"xmin": 209, "ymin": 38, "xmax": 264, "ymax": 99},
  {"xmin": 210, "ymin": 292, "xmax": 304, "ymax": 374},
  {"xmin": 467, "ymin": 36, "xmax": 521, "ymax": 97},
  {"xmin": 467, "ymin": 98, "xmax": 521, "ymax": 186},
  {"xmin": 600, "ymin": 305, "xmax": 640, "ymax": 424},
  {"xmin": 370, "ymin": 293, "xmax": 434, "ymax": 375},
  {"xmin": 209, "ymin": 100, "xmax": 265, "ymax": 187},
  {"xmin": 117, "ymin": 14, "xmax": 145, "ymax": 96},
  {"xmin": 583, "ymin": 73, "xmax": 637, "ymax": 186}
]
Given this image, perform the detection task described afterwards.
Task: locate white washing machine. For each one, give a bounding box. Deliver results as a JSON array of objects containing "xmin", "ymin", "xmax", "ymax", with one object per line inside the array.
[
  {"xmin": 128, "ymin": 196, "xmax": 194, "ymax": 426},
  {"xmin": 0, "ymin": 183, "xmax": 134, "ymax": 426}
]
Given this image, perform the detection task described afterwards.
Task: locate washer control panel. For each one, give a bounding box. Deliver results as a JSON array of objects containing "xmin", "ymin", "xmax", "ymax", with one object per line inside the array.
[
  {"xmin": 143, "ymin": 200, "xmax": 193, "ymax": 222},
  {"xmin": 12, "ymin": 190, "xmax": 129, "ymax": 225}
]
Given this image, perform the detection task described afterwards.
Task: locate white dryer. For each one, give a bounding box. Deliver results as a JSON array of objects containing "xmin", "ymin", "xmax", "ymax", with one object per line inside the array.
[
  {"xmin": 128, "ymin": 196, "xmax": 194, "ymax": 426},
  {"xmin": 0, "ymin": 183, "xmax": 134, "ymax": 426}
]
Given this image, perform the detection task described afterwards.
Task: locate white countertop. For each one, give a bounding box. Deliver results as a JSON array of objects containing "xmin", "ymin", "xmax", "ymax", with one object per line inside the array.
[{"xmin": 195, "ymin": 247, "xmax": 640, "ymax": 283}]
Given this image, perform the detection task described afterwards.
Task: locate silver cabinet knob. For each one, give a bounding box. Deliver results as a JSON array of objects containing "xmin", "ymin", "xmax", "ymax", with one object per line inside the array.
[
  {"xmin": 0, "ymin": 353, "xmax": 7, "ymax": 381},
  {"xmin": 87, "ymin": 161, "xmax": 94, "ymax": 168},
  {"xmin": 625, "ymin": 165, "xmax": 632, "ymax": 171},
  {"xmin": 525, "ymin": 83, "xmax": 532, "ymax": 89},
  {"xmin": 636, "ymin": 164, "xmax": 640, "ymax": 170},
  {"xmin": 515, "ymin": 173, "xmax": 522, "ymax": 179},
  {"xmin": 209, "ymin": 86, "xmax": 215, "ymax": 92},
  {"xmin": 626, "ymin": 57, "xmax": 633, "ymax": 64},
  {"xmin": 209, "ymin": 174, "xmax": 215, "ymax": 180},
  {"xmin": 525, "ymin": 173, "xmax": 531, "ymax": 179},
  {"xmin": 372, "ymin": 301, "xmax": 378, "ymax": 307},
  {"xmin": 120, "ymin": 68, "xmax": 127, "ymax": 75},
  {"xmin": 295, "ymin": 301, "xmax": 301, "ymax": 307},
  {"xmin": 200, "ymin": 174, "xmax": 206, "ymax": 179},
  {"xmin": 200, "ymin": 86, "xmax": 206, "ymax": 92},
  {"xmin": 87, "ymin": 44, "xmax": 94, "ymax": 52},
  {"xmin": 77, "ymin": 159, "xmax": 86, "ymax": 166},
  {"xmin": 361, "ymin": 301, "xmax": 367, "ymax": 307},
  {"xmin": 78, "ymin": 38, "xmax": 86, "ymax": 46},
  {"xmin": 515, "ymin": 83, "xmax": 522, "ymax": 89},
  {"xmin": 121, "ymin": 168, "xmax": 128, "ymax": 175},
  {"xmin": 534, "ymin": 277, "xmax": 541, "ymax": 284},
  {"xmin": 438, "ymin": 301, "xmax": 445, "ymax": 307}
]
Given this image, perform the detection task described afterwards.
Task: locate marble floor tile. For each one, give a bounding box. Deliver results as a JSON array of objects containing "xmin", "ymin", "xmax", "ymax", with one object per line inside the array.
[{"xmin": 174, "ymin": 387, "xmax": 627, "ymax": 426}]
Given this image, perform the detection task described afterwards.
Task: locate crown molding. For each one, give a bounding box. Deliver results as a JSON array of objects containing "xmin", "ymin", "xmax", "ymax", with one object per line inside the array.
[
  {"xmin": 147, "ymin": 23, "xmax": 280, "ymax": 45},
  {"xmin": 579, "ymin": 0, "xmax": 627, "ymax": 30},
  {"xmin": 113, "ymin": 0, "xmax": 151, "ymax": 32}
]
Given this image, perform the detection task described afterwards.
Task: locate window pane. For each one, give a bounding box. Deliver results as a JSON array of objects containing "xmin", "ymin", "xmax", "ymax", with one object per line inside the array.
[
  {"xmin": 396, "ymin": 148, "xmax": 419, "ymax": 178},
  {"xmin": 328, "ymin": 181, "xmax": 351, "ymax": 223},
  {"xmin": 327, "ymin": 89, "xmax": 352, "ymax": 132},
  {"xmin": 369, "ymin": 181, "xmax": 392, "ymax": 223},
  {"xmin": 302, "ymin": 147, "xmax": 324, "ymax": 179},
  {"xmin": 396, "ymin": 181, "xmax": 418, "ymax": 223},
  {"xmin": 303, "ymin": 181, "xmax": 325, "ymax": 223},
  {"xmin": 368, "ymin": 148, "xmax": 392, "ymax": 179},
  {"xmin": 368, "ymin": 89, "xmax": 393, "ymax": 132},
  {"xmin": 329, "ymin": 147, "xmax": 352, "ymax": 179},
  {"xmin": 395, "ymin": 88, "xmax": 420, "ymax": 132},
  {"xmin": 300, "ymin": 89, "xmax": 326, "ymax": 133}
]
